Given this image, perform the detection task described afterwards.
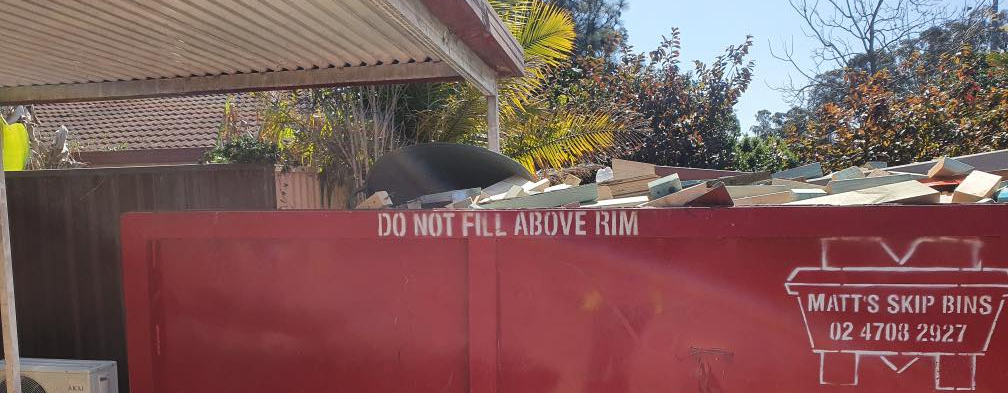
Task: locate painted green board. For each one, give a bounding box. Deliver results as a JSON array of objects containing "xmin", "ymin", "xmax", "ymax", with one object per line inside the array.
[
  {"xmin": 830, "ymin": 166, "xmax": 864, "ymax": 181},
  {"xmin": 825, "ymin": 174, "xmax": 916, "ymax": 194},
  {"xmin": 772, "ymin": 163, "xmax": 823, "ymax": 180},
  {"xmin": 647, "ymin": 174, "xmax": 682, "ymax": 200}
]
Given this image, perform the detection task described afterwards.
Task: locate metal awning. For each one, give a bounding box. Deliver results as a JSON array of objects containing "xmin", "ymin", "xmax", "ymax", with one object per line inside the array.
[
  {"xmin": 0, "ymin": 1, "xmax": 524, "ymax": 392},
  {"xmin": 0, "ymin": 0, "xmax": 523, "ymax": 103}
]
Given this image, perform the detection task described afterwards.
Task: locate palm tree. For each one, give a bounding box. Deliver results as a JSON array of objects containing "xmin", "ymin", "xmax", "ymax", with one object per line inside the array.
[{"xmin": 407, "ymin": 0, "xmax": 640, "ymax": 172}]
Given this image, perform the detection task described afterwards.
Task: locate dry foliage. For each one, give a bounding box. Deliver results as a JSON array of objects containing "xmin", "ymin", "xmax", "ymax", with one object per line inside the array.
[{"xmin": 787, "ymin": 47, "xmax": 1008, "ymax": 170}]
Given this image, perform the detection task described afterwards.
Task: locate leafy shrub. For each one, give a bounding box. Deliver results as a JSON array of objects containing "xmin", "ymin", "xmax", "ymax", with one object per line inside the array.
[
  {"xmin": 732, "ymin": 134, "xmax": 799, "ymax": 172},
  {"xmin": 203, "ymin": 133, "xmax": 279, "ymax": 164}
]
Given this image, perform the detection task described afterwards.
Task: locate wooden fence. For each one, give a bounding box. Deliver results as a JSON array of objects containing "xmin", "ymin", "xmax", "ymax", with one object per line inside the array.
[{"xmin": 4, "ymin": 164, "xmax": 320, "ymax": 392}]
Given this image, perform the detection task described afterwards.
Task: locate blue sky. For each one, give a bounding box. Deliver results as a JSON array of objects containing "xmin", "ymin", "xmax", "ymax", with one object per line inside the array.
[{"xmin": 621, "ymin": 0, "xmax": 992, "ymax": 132}]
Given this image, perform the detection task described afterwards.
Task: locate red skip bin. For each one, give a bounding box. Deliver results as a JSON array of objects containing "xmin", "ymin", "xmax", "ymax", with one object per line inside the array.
[{"xmin": 786, "ymin": 237, "xmax": 1008, "ymax": 390}]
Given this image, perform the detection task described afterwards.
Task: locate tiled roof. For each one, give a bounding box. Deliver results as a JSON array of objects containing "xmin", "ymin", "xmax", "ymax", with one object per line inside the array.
[{"xmin": 33, "ymin": 94, "xmax": 260, "ymax": 152}]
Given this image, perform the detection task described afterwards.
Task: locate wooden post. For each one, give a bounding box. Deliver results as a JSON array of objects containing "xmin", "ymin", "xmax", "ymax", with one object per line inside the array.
[
  {"xmin": 486, "ymin": 93, "xmax": 501, "ymax": 153},
  {"xmin": 0, "ymin": 125, "xmax": 20, "ymax": 393}
]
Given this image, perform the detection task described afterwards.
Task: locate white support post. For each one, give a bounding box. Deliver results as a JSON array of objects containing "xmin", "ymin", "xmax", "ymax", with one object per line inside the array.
[
  {"xmin": 486, "ymin": 93, "xmax": 501, "ymax": 153},
  {"xmin": 0, "ymin": 126, "xmax": 20, "ymax": 393}
]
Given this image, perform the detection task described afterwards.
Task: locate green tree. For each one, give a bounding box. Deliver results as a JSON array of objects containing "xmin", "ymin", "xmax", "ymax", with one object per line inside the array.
[
  {"xmin": 733, "ymin": 135, "xmax": 799, "ymax": 172},
  {"xmin": 547, "ymin": 0, "xmax": 628, "ymax": 57},
  {"xmin": 407, "ymin": 0, "xmax": 641, "ymax": 172},
  {"xmin": 603, "ymin": 31, "xmax": 755, "ymax": 169},
  {"xmin": 749, "ymin": 107, "xmax": 811, "ymax": 139},
  {"xmin": 787, "ymin": 46, "xmax": 1008, "ymax": 170}
]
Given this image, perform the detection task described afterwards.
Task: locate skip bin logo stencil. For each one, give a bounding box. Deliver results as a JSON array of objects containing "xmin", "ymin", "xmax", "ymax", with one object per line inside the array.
[{"xmin": 784, "ymin": 237, "xmax": 1008, "ymax": 391}]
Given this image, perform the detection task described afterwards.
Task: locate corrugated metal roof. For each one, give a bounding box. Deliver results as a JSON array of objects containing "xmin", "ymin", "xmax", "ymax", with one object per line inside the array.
[
  {"xmin": 0, "ymin": 0, "xmax": 438, "ymax": 86},
  {"xmin": 0, "ymin": 0, "xmax": 522, "ymax": 104}
]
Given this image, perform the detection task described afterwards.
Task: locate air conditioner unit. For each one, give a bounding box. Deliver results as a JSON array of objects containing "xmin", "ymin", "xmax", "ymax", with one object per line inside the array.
[{"xmin": 0, "ymin": 358, "xmax": 117, "ymax": 393}]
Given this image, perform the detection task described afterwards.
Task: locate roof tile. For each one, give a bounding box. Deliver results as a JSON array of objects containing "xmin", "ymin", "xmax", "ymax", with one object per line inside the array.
[{"xmin": 33, "ymin": 94, "xmax": 261, "ymax": 152}]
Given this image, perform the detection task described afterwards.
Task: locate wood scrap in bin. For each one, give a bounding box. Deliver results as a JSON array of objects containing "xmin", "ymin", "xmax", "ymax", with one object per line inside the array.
[
  {"xmin": 562, "ymin": 174, "xmax": 582, "ymax": 186},
  {"xmin": 716, "ymin": 171, "xmax": 771, "ymax": 186},
  {"xmin": 611, "ymin": 159, "xmax": 656, "ymax": 180},
  {"xmin": 600, "ymin": 175, "xmax": 659, "ymax": 198},
  {"xmin": 733, "ymin": 191, "xmax": 795, "ymax": 206},
  {"xmin": 789, "ymin": 180, "xmax": 939, "ymax": 205},
  {"xmin": 524, "ymin": 178, "xmax": 550, "ymax": 193},
  {"xmin": 356, "ymin": 191, "xmax": 393, "ymax": 210},
  {"xmin": 791, "ymin": 189, "xmax": 828, "ymax": 201},
  {"xmin": 480, "ymin": 184, "xmax": 599, "ymax": 209},
  {"xmin": 597, "ymin": 185, "xmax": 614, "ymax": 200},
  {"xmin": 581, "ymin": 196, "xmax": 650, "ymax": 208},
  {"xmin": 418, "ymin": 188, "xmax": 481, "ymax": 206},
  {"xmin": 725, "ymin": 185, "xmax": 789, "ymax": 199},
  {"xmin": 643, "ymin": 183, "xmax": 710, "ymax": 207},
  {"xmin": 482, "ymin": 176, "xmax": 532, "ymax": 196},
  {"xmin": 830, "ymin": 166, "xmax": 865, "ymax": 181},
  {"xmin": 772, "ymin": 162, "xmax": 823, "ymax": 180},
  {"xmin": 771, "ymin": 178, "xmax": 825, "ymax": 190},
  {"xmin": 928, "ymin": 157, "xmax": 974, "ymax": 178},
  {"xmin": 952, "ymin": 171, "xmax": 1003, "ymax": 203},
  {"xmin": 686, "ymin": 182, "xmax": 734, "ymax": 207},
  {"xmin": 647, "ymin": 174, "xmax": 682, "ymax": 200},
  {"xmin": 825, "ymin": 173, "xmax": 917, "ymax": 194}
]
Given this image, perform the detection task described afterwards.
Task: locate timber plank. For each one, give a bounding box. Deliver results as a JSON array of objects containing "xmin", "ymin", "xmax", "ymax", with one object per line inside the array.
[
  {"xmin": 418, "ymin": 188, "xmax": 481, "ymax": 206},
  {"xmin": 355, "ymin": 191, "xmax": 392, "ymax": 209},
  {"xmin": 562, "ymin": 174, "xmax": 582, "ymax": 186},
  {"xmin": 479, "ymin": 184, "xmax": 598, "ymax": 209},
  {"xmin": 928, "ymin": 157, "xmax": 975, "ymax": 178},
  {"xmin": 831, "ymin": 166, "xmax": 865, "ymax": 181},
  {"xmin": 715, "ymin": 171, "xmax": 771, "ymax": 186},
  {"xmin": 825, "ymin": 174, "xmax": 917, "ymax": 194},
  {"xmin": 601, "ymin": 175, "xmax": 659, "ymax": 198},
  {"xmin": 597, "ymin": 185, "xmax": 614, "ymax": 200},
  {"xmin": 789, "ymin": 180, "xmax": 939, "ymax": 205},
  {"xmin": 581, "ymin": 196, "xmax": 650, "ymax": 208},
  {"xmin": 771, "ymin": 178, "xmax": 826, "ymax": 190},
  {"xmin": 611, "ymin": 159, "xmax": 656, "ymax": 180},
  {"xmin": 686, "ymin": 183, "xmax": 734, "ymax": 207},
  {"xmin": 642, "ymin": 183, "xmax": 709, "ymax": 207},
  {"xmin": 772, "ymin": 163, "xmax": 823, "ymax": 180},
  {"xmin": 952, "ymin": 171, "xmax": 1003, "ymax": 202},
  {"xmin": 726, "ymin": 185, "xmax": 789, "ymax": 199},
  {"xmin": 791, "ymin": 188, "xmax": 828, "ymax": 201},
  {"xmin": 733, "ymin": 191, "xmax": 795, "ymax": 206},
  {"xmin": 482, "ymin": 176, "xmax": 529, "ymax": 196}
]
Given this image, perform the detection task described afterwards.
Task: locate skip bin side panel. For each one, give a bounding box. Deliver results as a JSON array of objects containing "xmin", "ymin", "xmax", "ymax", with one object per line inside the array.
[
  {"xmin": 497, "ymin": 237, "xmax": 824, "ymax": 392},
  {"xmin": 496, "ymin": 234, "xmax": 1008, "ymax": 392},
  {"xmin": 122, "ymin": 225, "xmax": 470, "ymax": 393},
  {"xmin": 121, "ymin": 207, "xmax": 1008, "ymax": 393}
]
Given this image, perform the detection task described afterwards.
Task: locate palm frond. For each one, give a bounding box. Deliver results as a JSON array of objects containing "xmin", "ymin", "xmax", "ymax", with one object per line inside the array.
[
  {"xmin": 412, "ymin": 0, "xmax": 635, "ymax": 173},
  {"xmin": 504, "ymin": 105, "xmax": 642, "ymax": 172},
  {"xmin": 489, "ymin": 0, "xmax": 531, "ymax": 30},
  {"xmin": 493, "ymin": 0, "xmax": 574, "ymax": 117},
  {"xmin": 514, "ymin": 1, "xmax": 574, "ymax": 68}
]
